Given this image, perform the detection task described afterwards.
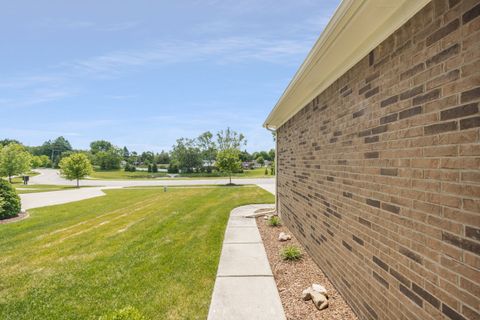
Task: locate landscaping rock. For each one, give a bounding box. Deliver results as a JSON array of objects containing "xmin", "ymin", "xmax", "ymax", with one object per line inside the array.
[
  {"xmin": 278, "ymin": 232, "xmax": 291, "ymax": 241},
  {"xmin": 312, "ymin": 283, "xmax": 328, "ymax": 297},
  {"xmin": 302, "ymin": 285, "xmax": 329, "ymax": 310}
]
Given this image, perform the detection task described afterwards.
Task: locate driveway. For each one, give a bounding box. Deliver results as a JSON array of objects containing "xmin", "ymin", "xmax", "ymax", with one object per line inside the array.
[
  {"xmin": 21, "ymin": 169, "xmax": 275, "ymax": 210},
  {"xmin": 31, "ymin": 169, "xmax": 275, "ymax": 188}
]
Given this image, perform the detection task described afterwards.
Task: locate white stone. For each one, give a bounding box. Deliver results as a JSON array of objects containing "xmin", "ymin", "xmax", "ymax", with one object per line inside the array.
[
  {"xmin": 312, "ymin": 284, "xmax": 327, "ymax": 295},
  {"xmin": 278, "ymin": 232, "xmax": 291, "ymax": 241}
]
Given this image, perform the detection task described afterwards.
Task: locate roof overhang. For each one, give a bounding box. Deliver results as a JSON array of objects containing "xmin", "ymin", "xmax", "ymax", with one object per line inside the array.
[{"xmin": 264, "ymin": 0, "xmax": 430, "ymax": 130}]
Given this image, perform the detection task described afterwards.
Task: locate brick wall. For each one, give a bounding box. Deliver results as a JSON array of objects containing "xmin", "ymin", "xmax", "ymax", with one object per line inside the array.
[{"xmin": 276, "ymin": 1, "xmax": 480, "ymax": 319}]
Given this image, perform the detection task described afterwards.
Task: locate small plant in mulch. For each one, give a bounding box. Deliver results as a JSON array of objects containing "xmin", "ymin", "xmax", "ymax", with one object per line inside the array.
[
  {"xmin": 267, "ymin": 215, "xmax": 281, "ymax": 227},
  {"xmin": 281, "ymin": 245, "xmax": 302, "ymax": 261}
]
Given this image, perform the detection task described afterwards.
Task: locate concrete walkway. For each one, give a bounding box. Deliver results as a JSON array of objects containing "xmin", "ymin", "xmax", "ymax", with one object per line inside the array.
[{"xmin": 208, "ymin": 204, "xmax": 286, "ymax": 320}]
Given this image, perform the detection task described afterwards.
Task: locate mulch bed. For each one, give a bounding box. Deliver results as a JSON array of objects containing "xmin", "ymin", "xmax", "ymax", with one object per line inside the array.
[
  {"xmin": 256, "ymin": 216, "xmax": 358, "ymax": 320},
  {"xmin": 0, "ymin": 211, "xmax": 29, "ymax": 224}
]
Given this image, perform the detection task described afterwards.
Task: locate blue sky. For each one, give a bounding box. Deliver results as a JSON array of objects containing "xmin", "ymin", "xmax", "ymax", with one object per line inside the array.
[{"xmin": 1, "ymin": 0, "xmax": 340, "ymax": 152}]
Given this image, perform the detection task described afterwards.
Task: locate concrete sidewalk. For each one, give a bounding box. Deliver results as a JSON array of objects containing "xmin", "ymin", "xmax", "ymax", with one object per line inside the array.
[{"xmin": 207, "ymin": 204, "xmax": 286, "ymax": 320}]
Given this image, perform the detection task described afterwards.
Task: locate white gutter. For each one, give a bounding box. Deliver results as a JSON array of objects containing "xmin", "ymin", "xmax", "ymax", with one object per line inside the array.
[{"xmin": 263, "ymin": 0, "xmax": 430, "ymax": 130}]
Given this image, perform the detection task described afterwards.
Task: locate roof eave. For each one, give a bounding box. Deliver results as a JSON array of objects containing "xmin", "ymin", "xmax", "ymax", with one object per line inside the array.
[{"xmin": 264, "ymin": 0, "xmax": 430, "ymax": 130}]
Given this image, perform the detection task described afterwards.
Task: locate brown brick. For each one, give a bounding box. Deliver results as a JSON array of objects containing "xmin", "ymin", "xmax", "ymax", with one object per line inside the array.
[
  {"xmin": 352, "ymin": 235, "xmax": 364, "ymax": 246},
  {"xmin": 366, "ymin": 198, "xmax": 380, "ymax": 207},
  {"xmin": 400, "ymin": 63, "xmax": 425, "ymax": 80},
  {"xmin": 442, "ymin": 303, "xmax": 467, "ymax": 320},
  {"xmin": 460, "ymin": 116, "xmax": 480, "ymax": 130},
  {"xmin": 364, "ymin": 151, "xmax": 379, "ymax": 159},
  {"xmin": 426, "ymin": 19, "xmax": 460, "ymax": 46},
  {"xmin": 461, "ymin": 87, "xmax": 480, "ymax": 103},
  {"xmin": 372, "ymin": 271, "xmax": 389, "ymax": 288},
  {"xmin": 390, "ymin": 268, "xmax": 411, "ymax": 287},
  {"xmin": 373, "ymin": 256, "xmax": 388, "ymax": 271},
  {"xmin": 440, "ymin": 103, "xmax": 479, "ymax": 120},
  {"xmin": 382, "ymin": 202, "xmax": 400, "ymax": 214},
  {"xmin": 371, "ymin": 125, "xmax": 388, "ymax": 134},
  {"xmin": 426, "ymin": 43, "xmax": 460, "ymax": 67},
  {"xmin": 365, "ymin": 136, "xmax": 379, "ymax": 143},
  {"xmin": 427, "ymin": 69, "xmax": 460, "ymax": 90},
  {"xmin": 274, "ymin": 4, "xmax": 480, "ymax": 319},
  {"xmin": 424, "ymin": 121, "xmax": 458, "ymax": 135},
  {"xmin": 353, "ymin": 109, "xmax": 365, "ymax": 118},
  {"xmin": 463, "ymin": 2, "xmax": 480, "ymax": 24},
  {"xmin": 400, "ymin": 85, "xmax": 424, "ymax": 100},
  {"xmin": 399, "ymin": 106, "xmax": 422, "ymax": 119},
  {"xmin": 380, "ymin": 113, "xmax": 398, "ymax": 124},
  {"xmin": 365, "ymin": 86, "xmax": 379, "ymax": 98},
  {"xmin": 380, "ymin": 168, "xmax": 398, "ymax": 176},
  {"xmin": 399, "ymin": 284, "xmax": 423, "ymax": 307},
  {"xmin": 381, "ymin": 95, "xmax": 398, "ymax": 108},
  {"xmin": 442, "ymin": 232, "xmax": 480, "ymax": 255},
  {"xmin": 412, "ymin": 283, "xmax": 441, "ymax": 309},
  {"xmin": 399, "ymin": 246, "xmax": 423, "ymax": 264},
  {"xmin": 465, "ymin": 226, "xmax": 480, "ymax": 241},
  {"xmin": 413, "ymin": 89, "xmax": 441, "ymax": 105}
]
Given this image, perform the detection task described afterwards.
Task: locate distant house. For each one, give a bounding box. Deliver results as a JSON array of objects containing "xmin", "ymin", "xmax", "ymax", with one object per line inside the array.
[{"xmin": 264, "ymin": 1, "xmax": 479, "ymax": 320}]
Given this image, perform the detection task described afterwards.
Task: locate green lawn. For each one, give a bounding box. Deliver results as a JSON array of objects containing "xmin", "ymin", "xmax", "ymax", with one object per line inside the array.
[
  {"xmin": 0, "ymin": 186, "xmax": 274, "ymax": 319},
  {"xmin": 88, "ymin": 167, "xmax": 272, "ymax": 180},
  {"xmin": 88, "ymin": 169, "xmax": 167, "ymax": 180}
]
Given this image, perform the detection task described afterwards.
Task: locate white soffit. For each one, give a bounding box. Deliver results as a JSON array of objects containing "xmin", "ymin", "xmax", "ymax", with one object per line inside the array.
[{"xmin": 264, "ymin": 0, "xmax": 431, "ymax": 130}]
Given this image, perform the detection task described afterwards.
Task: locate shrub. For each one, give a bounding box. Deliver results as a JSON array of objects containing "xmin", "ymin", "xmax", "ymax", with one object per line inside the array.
[
  {"xmin": 281, "ymin": 245, "xmax": 302, "ymax": 261},
  {"xmin": 147, "ymin": 164, "xmax": 152, "ymax": 173},
  {"xmin": 264, "ymin": 168, "xmax": 268, "ymax": 175},
  {"xmin": 98, "ymin": 306, "xmax": 145, "ymax": 320},
  {"xmin": 152, "ymin": 163, "xmax": 158, "ymax": 173},
  {"xmin": 267, "ymin": 215, "xmax": 281, "ymax": 227},
  {"xmin": 0, "ymin": 180, "xmax": 21, "ymax": 220},
  {"xmin": 168, "ymin": 163, "xmax": 179, "ymax": 173}
]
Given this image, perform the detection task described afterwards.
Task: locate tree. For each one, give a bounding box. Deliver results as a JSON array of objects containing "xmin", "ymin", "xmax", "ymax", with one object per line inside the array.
[
  {"xmin": 256, "ymin": 156, "xmax": 265, "ymax": 166},
  {"xmin": 216, "ymin": 128, "xmax": 246, "ymax": 151},
  {"xmin": 122, "ymin": 146, "xmax": 130, "ymax": 159},
  {"xmin": 0, "ymin": 139, "xmax": 21, "ymax": 147},
  {"xmin": 140, "ymin": 151, "xmax": 155, "ymax": 164},
  {"xmin": 0, "ymin": 143, "xmax": 32, "ymax": 182},
  {"xmin": 59, "ymin": 153, "xmax": 93, "ymax": 187},
  {"xmin": 216, "ymin": 148, "xmax": 241, "ymax": 185},
  {"xmin": 94, "ymin": 149, "xmax": 122, "ymax": 170},
  {"xmin": 90, "ymin": 140, "xmax": 114, "ymax": 154},
  {"xmin": 268, "ymin": 149, "xmax": 275, "ymax": 161},
  {"xmin": 30, "ymin": 155, "xmax": 51, "ymax": 168},
  {"xmin": 156, "ymin": 150, "xmax": 170, "ymax": 164},
  {"xmin": 0, "ymin": 180, "xmax": 21, "ymax": 220},
  {"xmin": 197, "ymin": 131, "xmax": 217, "ymax": 169},
  {"xmin": 152, "ymin": 163, "xmax": 158, "ymax": 173},
  {"xmin": 31, "ymin": 156, "xmax": 43, "ymax": 168},
  {"xmin": 170, "ymin": 138, "xmax": 202, "ymax": 173},
  {"xmin": 35, "ymin": 136, "xmax": 73, "ymax": 167},
  {"xmin": 239, "ymin": 150, "xmax": 253, "ymax": 162}
]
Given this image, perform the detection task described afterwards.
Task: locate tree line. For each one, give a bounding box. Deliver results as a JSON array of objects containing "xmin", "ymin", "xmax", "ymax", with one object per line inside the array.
[{"xmin": 0, "ymin": 129, "xmax": 274, "ymax": 184}]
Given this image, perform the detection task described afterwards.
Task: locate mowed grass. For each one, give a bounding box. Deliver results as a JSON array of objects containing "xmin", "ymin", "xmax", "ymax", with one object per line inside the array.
[
  {"xmin": 88, "ymin": 169, "xmax": 167, "ymax": 180},
  {"xmin": 88, "ymin": 167, "xmax": 272, "ymax": 180},
  {"xmin": 0, "ymin": 186, "xmax": 274, "ymax": 319}
]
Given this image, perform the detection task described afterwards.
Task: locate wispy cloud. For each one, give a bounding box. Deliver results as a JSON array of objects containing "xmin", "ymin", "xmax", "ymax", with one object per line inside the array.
[
  {"xmin": 1, "ymin": 35, "xmax": 312, "ymax": 108},
  {"xmin": 35, "ymin": 18, "xmax": 140, "ymax": 32}
]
